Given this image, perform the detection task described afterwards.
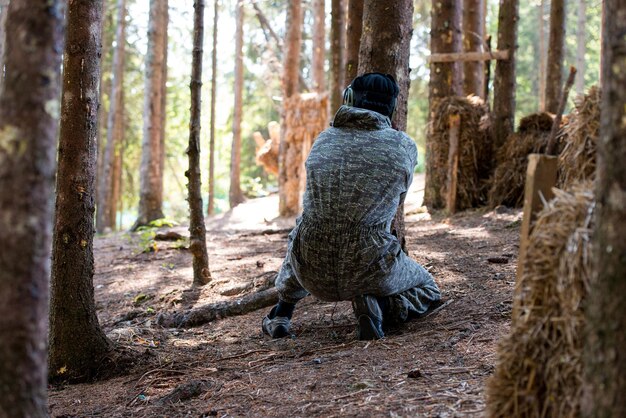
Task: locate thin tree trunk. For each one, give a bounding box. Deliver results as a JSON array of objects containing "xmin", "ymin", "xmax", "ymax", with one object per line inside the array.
[
  {"xmin": 278, "ymin": 0, "xmax": 302, "ymax": 217},
  {"xmin": 0, "ymin": 0, "xmax": 9, "ymax": 91},
  {"xmin": 492, "ymin": 0, "xmax": 519, "ymax": 147},
  {"xmin": 358, "ymin": 0, "xmax": 413, "ymax": 251},
  {"xmin": 344, "ymin": 0, "xmax": 363, "ymax": 85},
  {"xmin": 575, "ymin": 0, "xmax": 586, "ymax": 94},
  {"xmin": 544, "ymin": 0, "xmax": 566, "ymax": 113},
  {"xmin": 208, "ymin": 0, "xmax": 218, "ymax": 215},
  {"xmin": 538, "ymin": 0, "xmax": 547, "ymax": 111},
  {"xmin": 97, "ymin": 0, "xmax": 126, "ymax": 233},
  {"xmin": 229, "ymin": 0, "xmax": 245, "ymax": 208},
  {"xmin": 0, "ymin": 0, "xmax": 65, "ymax": 415},
  {"xmin": 330, "ymin": 0, "xmax": 345, "ymax": 112},
  {"xmin": 49, "ymin": 0, "xmax": 112, "ymax": 382},
  {"xmin": 134, "ymin": 0, "xmax": 169, "ymax": 229},
  {"xmin": 311, "ymin": 0, "xmax": 325, "ymax": 92},
  {"xmin": 110, "ymin": 90, "xmax": 124, "ymax": 229},
  {"xmin": 187, "ymin": 0, "xmax": 211, "ymax": 286},
  {"xmin": 96, "ymin": 7, "xmax": 112, "ymax": 211},
  {"xmin": 582, "ymin": 0, "xmax": 626, "ymax": 415},
  {"xmin": 463, "ymin": 0, "xmax": 485, "ymax": 97},
  {"xmin": 423, "ymin": 0, "xmax": 463, "ymax": 209}
]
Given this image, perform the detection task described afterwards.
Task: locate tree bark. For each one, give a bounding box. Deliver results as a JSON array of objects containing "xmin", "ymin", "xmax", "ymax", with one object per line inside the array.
[
  {"xmin": 157, "ymin": 288, "xmax": 279, "ymax": 328},
  {"xmin": 538, "ymin": 0, "xmax": 547, "ymax": 111},
  {"xmin": 134, "ymin": 0, "xmax": 169, "ymax": 229},
  {"xmin": 330, "ymin": 0, "xmax": 345, "ymax": 113},
  {"xmin": 492, "ymin": 0, "xmax": 519, "ymax": 147},
  {"xmin": 97, "ymin": 0, "xmax": 126, "ymax": 233},
  {"xmin": 358, "ymin": 0, "xmax": 413, "ymax": 251},
  {"xmin": 278, "ymin": 0, "xmax": 302, "ymax": 217},
  {"xmin": 187, "ymin": 0, "xmax": 211, "ymax": 286},
  {"xmin": 423, "ymin": 0, "xmax": 463, "ymax": 209},
  {"xmin": 311, "ymin": 0, "xmax": 325, "ymax": 92},
  {"xmin": 544, "ymin": 0, "xmax": 566, "ymax": 113},
  {"xmin": 0, "ymin": 0, "xmax": 9, "ymax": 91},
  {"xmin": 229, "ymin": 0, "xmax": 245, "ymax": 208},
  {"xmin": 344, "ymin": 0, "xmax": 363, "ymax": 85},
  {"xmin": 582, "ymin": 0, "xmax": 626, "ymax": 415},
  {"xmin": 0, "ymin": 0, "xmax": 65, "ymax": 415},
  {"xmin": 208, "ymin": 0, "xmax": 218, "ymax": 215},
  {"xmin": 463, "ymin": 0, "xmax": 485, "ymax": 97},
  {"xmin": 575, "ymin": 0, "xmax": 586, "ymax": 94},
  {"xmin": 49, "ymin": 0, "xmax": 112, "ymax": 382}
]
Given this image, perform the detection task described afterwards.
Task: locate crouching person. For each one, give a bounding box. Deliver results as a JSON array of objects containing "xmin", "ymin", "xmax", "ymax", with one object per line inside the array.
[{"xmin": 262, "ymin": 73, "xmax": 441, "ymax": 341}]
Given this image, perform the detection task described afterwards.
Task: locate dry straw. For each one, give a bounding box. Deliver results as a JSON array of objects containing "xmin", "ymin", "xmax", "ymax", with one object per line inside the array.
[
  {"xmin": 488, "ymin": 113, "xmax": 556, "ymax": 208},
  {"xmin": 558, "ymin": 86, "xmax": 600, "ymax": 189},
  {"xmin": 486, "ymin": 181, "xmax": 595, "ymax": 418},
  {"xmin": 429, "ymin": 95, "xmax": 492, "ymax": 210}
]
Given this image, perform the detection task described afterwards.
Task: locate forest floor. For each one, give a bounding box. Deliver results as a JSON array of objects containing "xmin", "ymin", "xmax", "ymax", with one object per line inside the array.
[{"xmin": 48, "ymin": 174, "xmax": 521, "ymax": 417}]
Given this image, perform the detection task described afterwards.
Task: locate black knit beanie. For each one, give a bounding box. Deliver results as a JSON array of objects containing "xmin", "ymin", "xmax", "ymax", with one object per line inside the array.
[{"xmin": 348, "ymin": 72, "xmax": 399, "ymax": 117}]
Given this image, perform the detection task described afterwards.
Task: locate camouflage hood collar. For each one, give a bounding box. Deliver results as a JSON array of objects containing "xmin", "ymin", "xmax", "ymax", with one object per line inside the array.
[{"xmin": 331, "ymin": 105, "xmax": 392, "ymax": 130}]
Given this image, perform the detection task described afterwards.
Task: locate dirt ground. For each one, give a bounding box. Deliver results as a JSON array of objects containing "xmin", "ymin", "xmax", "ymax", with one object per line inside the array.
[{"xmin": 48, "ymin": 175, "xmax": 520, "ymax": 417}]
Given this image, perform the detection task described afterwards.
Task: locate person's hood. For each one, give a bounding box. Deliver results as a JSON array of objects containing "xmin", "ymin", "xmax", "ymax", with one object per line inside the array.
[{"xmin": 331, "ymin": 105, "xmax": 392, "ymax": 130}]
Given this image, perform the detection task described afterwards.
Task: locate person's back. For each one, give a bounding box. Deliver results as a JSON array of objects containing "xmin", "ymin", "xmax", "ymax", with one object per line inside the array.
[
  {"xmin": 303, "ymin": 105, "xmax": 416, "ymax": 227},
  {"xmin": 262, "ymin": 73, "xmax": 441, "ymax": 341}
]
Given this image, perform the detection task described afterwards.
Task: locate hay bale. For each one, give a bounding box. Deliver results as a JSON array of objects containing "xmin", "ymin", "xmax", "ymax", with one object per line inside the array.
[
  {"xmin": 558, "ymin": 86, "xmax": 600, "ymax": 189},
  {"xmin": 486, "ymin": 181, "xmax": 595, "ymax": 418},
  {"xmin": 488, "ymin": 113, "xmax": 556, "ymax": 208},
  {"xmin": 427, "ymin": 95, "xmax": 491, "ymax": 210}
]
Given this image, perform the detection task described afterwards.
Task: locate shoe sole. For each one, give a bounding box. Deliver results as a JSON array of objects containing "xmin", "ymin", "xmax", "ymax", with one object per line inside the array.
[{"xmin": 357, "ymin": 315, "xmax": 384, "ymax": 340}]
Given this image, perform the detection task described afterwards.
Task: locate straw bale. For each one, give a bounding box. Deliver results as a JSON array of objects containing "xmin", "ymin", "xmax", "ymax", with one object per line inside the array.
[
  {"xmin": 558, "ymin": 86, "xmax": 600, "ymax": 189},
  {"xmin": 488, "ymin": 113, "xmax": 556, "ymax": 208},
  {"xmin": 486, "ymin": 181, "xmax": 595, "ymax": 418},
  {"xmin": 428, "ymin": 95, "xmax": 491, "ymax": 210}
]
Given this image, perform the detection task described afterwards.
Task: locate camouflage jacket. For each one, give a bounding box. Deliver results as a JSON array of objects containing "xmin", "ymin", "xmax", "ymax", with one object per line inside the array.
[{"xmin": 285, "ymin": 105, "xmax": 420, "ymax": 301}]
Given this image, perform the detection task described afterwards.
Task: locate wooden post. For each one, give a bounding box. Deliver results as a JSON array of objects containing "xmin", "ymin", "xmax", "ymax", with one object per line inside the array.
[
  {"xmin": 446, "ymin": 114, "xmax": 461, "ymax": 214},
  {"xmin": 516, "ymin": 154, "xmax": 558, "ymax": 279}
]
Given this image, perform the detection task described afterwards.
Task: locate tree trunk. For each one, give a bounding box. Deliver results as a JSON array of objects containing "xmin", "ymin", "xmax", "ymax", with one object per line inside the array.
[
  {"xmin": 49, "ymin": 0, "xmax": 112, "ymax": 382},
  {"xmin": 187, "ymin": 0, "xmax": 211, "ymax": 286},
  {"xmin": 582, "ymin": 0, "xmax": 626, "ymax": 415},
  {"xmin": 229, "ymin": 0, "xmax": 245, "ymax": 208},
  {"xmin": 97, "ymin": 0, "xmax": 126, "ymax": 233},
  {"xmin": 491, "ymin": 0, "xmax": 519, "ymax": 147},
  {"xmin": 358, "ymin": 0, "xmax": 413, "ymax": 251},
  {"xmin": 311, "ymin": 0, "xmax": 325, "ymax": 92},
  {"xmin": 208, "ymin": 0, "xmax": 218, "ymax": 215},
  {"xmin": 538, "ymin": 0, "xmax": 547, "ymax": 111},
  {"xmin": 544, "ymin": 0, "xmax": 566, "ymax": 113},
  {"xmin": 0, "ymin": 0, "xmax": 9, "ymax": 91},
  {"xmin": 278, "ymin": 0, "xmax": 302, "ymax": 217},
  {"xmin": 134, "ymin": 0, "xmax": 169, "ymax": 229},
  {"xmin": 96, "ymin": 7, "xmax": 112, "ymax": 211},
  {"xmin": 423, "ymin": 0, "xmax": 463, "ymax": 209},
  {"xmin": 344, "ymin": 0, "xmax": 363, "ymax": 85},
  {"xmin": 463, "ymin": 0, "xmax": 485, "ymax": 97},
  {"xmin": 330, "ymin": 0, "xmax": 345, "ymax": 113},
  {"xmin": 0, "ymin": 0, "xmax": 65, "ymax": 415},
  {"xmin": 575, "ymin": 0, "xmax": 586, "ymax": 94}
]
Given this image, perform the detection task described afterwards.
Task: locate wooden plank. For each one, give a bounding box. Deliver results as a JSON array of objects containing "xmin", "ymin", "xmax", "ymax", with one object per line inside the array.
[
  {"xmin": 428, "ymin": 50, "xmax": 509, "ymax": 63},
  {"xmin": 446, "ymin": 114, "xmax": 461, "ymax": 214},
  {"xmin": 516, "ymin": 154, "xmax": 559, "ymax": 281}
]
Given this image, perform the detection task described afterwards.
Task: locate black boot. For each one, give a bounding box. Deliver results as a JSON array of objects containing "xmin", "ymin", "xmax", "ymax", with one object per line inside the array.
[{"xmin": 351, "ymin": 295, "xmax": 384, "ymax": 340}]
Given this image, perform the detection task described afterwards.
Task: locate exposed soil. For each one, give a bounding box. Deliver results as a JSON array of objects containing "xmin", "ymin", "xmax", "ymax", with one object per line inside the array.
[{"xmin": 48, "ymin": 175, "xmax": 520, "ymax": 417}]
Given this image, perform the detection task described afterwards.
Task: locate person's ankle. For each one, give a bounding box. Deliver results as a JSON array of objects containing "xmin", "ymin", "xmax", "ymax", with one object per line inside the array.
[{"xmin": 269, "ymin": 300, "xmax": 295, "ymax": 319}]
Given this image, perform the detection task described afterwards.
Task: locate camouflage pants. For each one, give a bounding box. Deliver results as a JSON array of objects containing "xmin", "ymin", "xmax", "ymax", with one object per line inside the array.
[{"xmin": 275, "ymin": 218, "xmax": 441, "ymax": 324}]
